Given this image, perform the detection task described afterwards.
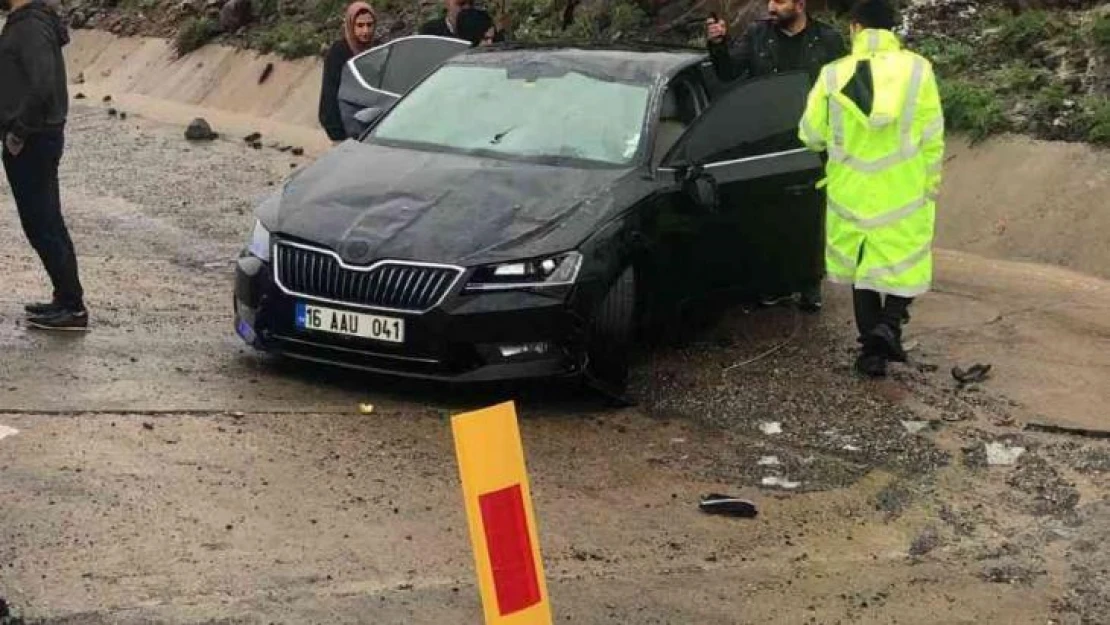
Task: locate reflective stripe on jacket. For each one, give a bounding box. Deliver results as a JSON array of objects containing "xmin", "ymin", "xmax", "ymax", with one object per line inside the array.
[{"xmin": 798, "ymin": 29, "xmax": 945, "ymax": 298}]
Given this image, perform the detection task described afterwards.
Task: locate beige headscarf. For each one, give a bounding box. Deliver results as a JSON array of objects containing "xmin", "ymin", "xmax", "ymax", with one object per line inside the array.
[{"xmin": 344, "ymin": 2, "xmax": 377, "ymax": 54}]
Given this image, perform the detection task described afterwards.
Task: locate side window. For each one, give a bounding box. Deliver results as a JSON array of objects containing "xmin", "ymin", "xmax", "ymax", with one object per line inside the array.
[
  {"xmin": 349, "ymin": 37, "xmax": 469, "ymax": 96},
  {"xmin": 663, "ymin": 71, "xmax": 812, "ymax": 167},
  {"xmin": 351, "ymin": 46, "xmax": 391, "ymax": 91},
  {"xmin": 379, "ymin": 37, "xmax": 470, "ymax": 95}
]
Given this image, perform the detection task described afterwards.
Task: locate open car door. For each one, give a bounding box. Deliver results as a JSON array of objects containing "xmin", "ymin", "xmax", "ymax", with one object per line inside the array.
[
  {"xmin": 659, "ymin": 71, "xmax": 826, "ymax": 297},
  {"xmin": 338, "ymin": 35, "xmax": 470, "ymax": 139}
]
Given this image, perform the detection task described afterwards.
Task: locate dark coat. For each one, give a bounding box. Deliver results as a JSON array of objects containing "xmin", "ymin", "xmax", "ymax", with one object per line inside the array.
[
  {"xmin": 319, "ymin": 39, "xmax": 355, "ymax": 141},
  {"xmin": 707, "ymin": 17, "xmax": 847, "ymax": 84},
  {"xmin": 0, "ymin": 1, "xmax": 70, "ymax": 140}
]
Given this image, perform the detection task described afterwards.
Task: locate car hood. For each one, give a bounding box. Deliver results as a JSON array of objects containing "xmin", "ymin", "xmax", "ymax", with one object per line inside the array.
[{"xmin": 272, "ymin": 141, "xmax": 635, "ymax": 267}]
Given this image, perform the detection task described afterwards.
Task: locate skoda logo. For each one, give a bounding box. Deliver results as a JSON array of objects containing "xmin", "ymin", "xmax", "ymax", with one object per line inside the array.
[{"xmin": 347, "ymin": 240, "xmax": 371, "ymax": 261}]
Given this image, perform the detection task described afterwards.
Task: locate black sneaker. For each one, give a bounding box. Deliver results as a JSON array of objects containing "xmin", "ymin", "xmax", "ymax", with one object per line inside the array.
[
  {"xmin": 855, "ymin": 352, "xmax": 888, "ymax": 378},
  {"xmin": 759, "ymin": 293, "xmax": 794, "ymax": 308},
  {"xmin": 27, "ymin": 308, "xmax": 89, "ymax": 332},
  {"xmin": 869, "ymin": 323, "xmax": 907, "ymax": 363},
  {"xmin": 798, "ymin": 286, "xmax": 823, "ymax": 314},
  {"xmin": 24, "ymin": 301, "xmax": 65, "ymax": 316}
]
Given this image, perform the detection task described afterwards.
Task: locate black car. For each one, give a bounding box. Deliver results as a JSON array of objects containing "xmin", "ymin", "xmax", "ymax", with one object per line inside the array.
[{"xmin": 233, "ymin": 38, "xmax": 826, "ymax": 393}]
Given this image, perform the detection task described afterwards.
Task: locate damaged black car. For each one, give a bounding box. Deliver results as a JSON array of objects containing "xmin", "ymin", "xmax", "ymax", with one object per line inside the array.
[{"xmin": 234, "ymin": 38, "xmax": 825, "ymax": 393}]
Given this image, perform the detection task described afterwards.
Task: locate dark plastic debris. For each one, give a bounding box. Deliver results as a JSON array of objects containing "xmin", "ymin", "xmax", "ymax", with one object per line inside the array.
[
  {"xmin": 699, "ymin": 494, "xmax": 758, "ymax": 519},
  {"xmin": 952, "ymin": 363, "xmax": 992, "ymax": 384}
]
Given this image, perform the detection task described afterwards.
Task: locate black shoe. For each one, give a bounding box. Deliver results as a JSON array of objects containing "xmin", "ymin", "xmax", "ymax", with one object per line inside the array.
[
  {"xmin": 869, "ymin": 323, "xmax": 907, "ymax": 363},
  {"xmin": 855, "ymin": 352, "xmax": 888, "ymax": 378},
  {"xmin": 798, "ymin": 286, "xmax": 823, "ymax": 314},
  {"xmin": 759, "ymin": 293, "xmax": 794, "ymax": 308},
  {"xmin": 24, "ymin": 301, "xmax": 65, "ymax": 316},
  {"xmin": 27, "ymin": 308, "xmax": 89, "ymax": 332}
]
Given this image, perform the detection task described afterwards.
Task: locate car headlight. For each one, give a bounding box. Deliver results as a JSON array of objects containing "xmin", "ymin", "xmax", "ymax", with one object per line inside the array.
[
  {"xmin": 465, "ymin": 252, "xmax": 582, "ymax": 292},
  {"xmin": 247, "ymin": 220, "xmax": 271, "ymax": 262}
]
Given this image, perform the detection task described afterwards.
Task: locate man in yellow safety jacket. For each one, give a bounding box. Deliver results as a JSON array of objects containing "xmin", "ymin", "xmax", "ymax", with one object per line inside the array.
[{"xmin": 798, "ymin": 0, "xmax": 945, "ymax": 377}]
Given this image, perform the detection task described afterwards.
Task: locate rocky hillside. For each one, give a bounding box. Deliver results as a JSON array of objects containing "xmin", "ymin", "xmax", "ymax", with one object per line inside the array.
[{"xmin": 56, "ymin": 0, "xmax": 1110, "ymax": 144}]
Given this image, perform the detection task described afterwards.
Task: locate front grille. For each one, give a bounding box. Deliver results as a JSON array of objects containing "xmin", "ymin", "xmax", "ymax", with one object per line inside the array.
[{"xmin": 274, "ymin": 242, "xmax": 462, "ymax": 313}]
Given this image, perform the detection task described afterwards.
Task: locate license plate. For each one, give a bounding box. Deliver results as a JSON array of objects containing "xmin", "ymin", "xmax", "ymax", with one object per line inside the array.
[{"xmin": 295, "ymin": 302, "xmax": 405, "ymax": 343}]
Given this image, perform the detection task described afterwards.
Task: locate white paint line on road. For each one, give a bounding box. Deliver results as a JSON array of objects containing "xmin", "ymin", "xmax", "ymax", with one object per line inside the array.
[{"xmin": 0, "ymin": 425, "xmax": 19, "ymax": 441}]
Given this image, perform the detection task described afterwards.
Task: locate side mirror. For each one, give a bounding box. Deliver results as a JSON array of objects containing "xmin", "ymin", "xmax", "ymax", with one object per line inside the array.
[{"xmin": 680, "ymin": 165, "xmax": 719, "ymax": 212}]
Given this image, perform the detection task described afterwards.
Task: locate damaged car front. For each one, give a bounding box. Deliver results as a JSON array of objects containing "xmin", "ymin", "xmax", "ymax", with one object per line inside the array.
[{"xmin": 233, "ymin": 47, "xmax": 684, "ymax": 390}]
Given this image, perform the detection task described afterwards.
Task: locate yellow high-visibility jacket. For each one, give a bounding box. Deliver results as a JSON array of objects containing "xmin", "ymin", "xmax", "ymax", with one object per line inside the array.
[{"xmin": 799, "ymin": 28, "xmax": 945, "ymax": 298}]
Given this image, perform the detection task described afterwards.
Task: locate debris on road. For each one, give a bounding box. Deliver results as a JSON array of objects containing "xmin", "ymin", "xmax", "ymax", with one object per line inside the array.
[
  {"xmin": 0, "ymin": 425, "xmax": 19, "ymax": 442},
  {"xmin": 258, "ymin": 62, "xmax": 274, "ymax": 85},
  {"xmin": 359, "ymin": 403, "xmax": 375, "ymax": 415},
  {"xmin": 761, "ymin": 476, "xmax": 801, "ymax": 490},
  {"xmin": 979, "ymin": 563, "xmax": 1045, "ymax": 585},
  {"xmin": 185, "ymin": 118, "xmax": 218, "ymax": 141},
  {"xmin": 952, "ymin": 363, "xmax": 992, "ymax": 385},
  {"xmin": 699, "ymin": 494, "xmax": 758, "ymax": 519},
  {"xmin": 1024, "ymin": 421, "xmax": 1110, "ymax": 440},
  {"xmin": 985, "ymin": 442, "xmax": 1026, "ymax": 466},
  {"xmin": 902, "ymin": 420, "xmax": 930, "ymax": 435},
  {"xmin": 759, "ymin": 422, "xmax": 782, "ymax": 436},
  {"xmin": 0, "ymin": 596, "xmax": 25, "ymax": 625},
  {"xmin": 908, "ymin": 525, "xmax": 941, "ymax": 557}
]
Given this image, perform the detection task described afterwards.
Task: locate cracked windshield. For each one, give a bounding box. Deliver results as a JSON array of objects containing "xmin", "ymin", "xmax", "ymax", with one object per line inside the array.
[{"xmin": 370, "ymin": 63, "xmax": 649, "ymax": 165}]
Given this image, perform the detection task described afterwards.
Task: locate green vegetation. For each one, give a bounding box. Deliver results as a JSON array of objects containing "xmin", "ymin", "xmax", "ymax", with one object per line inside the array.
[
  {"xmin": 1087, "ymin": 99, "xmax": 1110, "ymax": 145},
  {"xmin": 253, "ymin": 22, "xmax": 325, "ymax": 59},
  {"xmin": 939, "ymin": 80, "xmax": 1008, "ymax": 142},
  {"xmin": 990, "ymin": 10, "xmax": 1064, "ymax": 56},
  {"xmin": 1091, "ymin": 12, "xmax": 1110, "ymax": 51},
  {"xmin": 173, "ymin": 16, "xmax": 220, "ymax": 56}
]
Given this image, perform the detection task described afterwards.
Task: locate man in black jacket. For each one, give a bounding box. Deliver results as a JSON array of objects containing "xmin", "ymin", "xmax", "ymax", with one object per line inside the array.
[
  {"xmin": 1, "ymin": 0, "xmax": 88, "ymax": 330},
  {"xmin": 707, "ymin": 0, "xmax": 846, "ymax": 313},
  {"xmin": 419, "ymin": 0, "xmax": 473, "ymax": 38}
]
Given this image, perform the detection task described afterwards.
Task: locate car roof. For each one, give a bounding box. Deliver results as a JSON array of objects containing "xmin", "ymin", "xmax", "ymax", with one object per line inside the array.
[{"xmin": 448, "ymin": 42, "xmax": 706, "ymax": 84}]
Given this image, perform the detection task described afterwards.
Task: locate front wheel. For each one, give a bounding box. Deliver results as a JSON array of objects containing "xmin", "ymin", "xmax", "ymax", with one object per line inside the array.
[{"xmin": 584, "ymin": 266, "xmax": 636, "ymax": 396}]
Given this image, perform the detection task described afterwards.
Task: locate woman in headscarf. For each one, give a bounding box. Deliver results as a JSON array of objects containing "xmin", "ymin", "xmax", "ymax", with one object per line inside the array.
[{"xmin": 318, "ymin": 2, "xmax": 377, "ymax": 142}]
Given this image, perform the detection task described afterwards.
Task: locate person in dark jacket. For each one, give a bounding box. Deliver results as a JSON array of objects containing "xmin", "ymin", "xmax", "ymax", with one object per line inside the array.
[
  {"xmin": 707, "ymin": 0, "xmax": 847, "ymax": 83},
  {"xmin": 318, "ymin": 1, "xmax": 377, "ymax": 142},
  {"xmin": 0, "ymin": 0, "xmax": 88, "ymax": 330},
  {"xmin": 706, "ymin": 0, "xmax": 847, "ymax": 313},
  {"xmin": 455, "ymin": 7, "xmax": 500, "ymax": 47},
  {"xmin": 419, "ymin": 0, "xmax": 473, "ymax": 38}
]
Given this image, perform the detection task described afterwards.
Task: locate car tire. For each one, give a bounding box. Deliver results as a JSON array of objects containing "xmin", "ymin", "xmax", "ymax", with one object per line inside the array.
[{"xmin": 585, "ymin": 266, "xmax": 636, "ymax": 395}]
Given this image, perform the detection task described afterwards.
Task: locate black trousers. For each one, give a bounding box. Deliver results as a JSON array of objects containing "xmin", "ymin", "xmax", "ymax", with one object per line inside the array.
[
  {"xmin": 853, "ymin": 289, "xmax": 912, "ymax": 341},
  {"xmin": 3, "ymin": 130, "xmax": 84, "ymax": 308}
]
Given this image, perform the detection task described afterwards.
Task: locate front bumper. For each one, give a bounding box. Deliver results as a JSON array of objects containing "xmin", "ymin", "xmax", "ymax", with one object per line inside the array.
[{"xmin": 233, "ymin": 253, "xmax": 585, "ymax": 383}]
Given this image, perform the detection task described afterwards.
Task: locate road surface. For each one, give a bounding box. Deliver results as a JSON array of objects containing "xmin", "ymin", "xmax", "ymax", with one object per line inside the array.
[{"xmin": 2, "ymin": 106, "xmax": 1110, "ymax": 624}]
